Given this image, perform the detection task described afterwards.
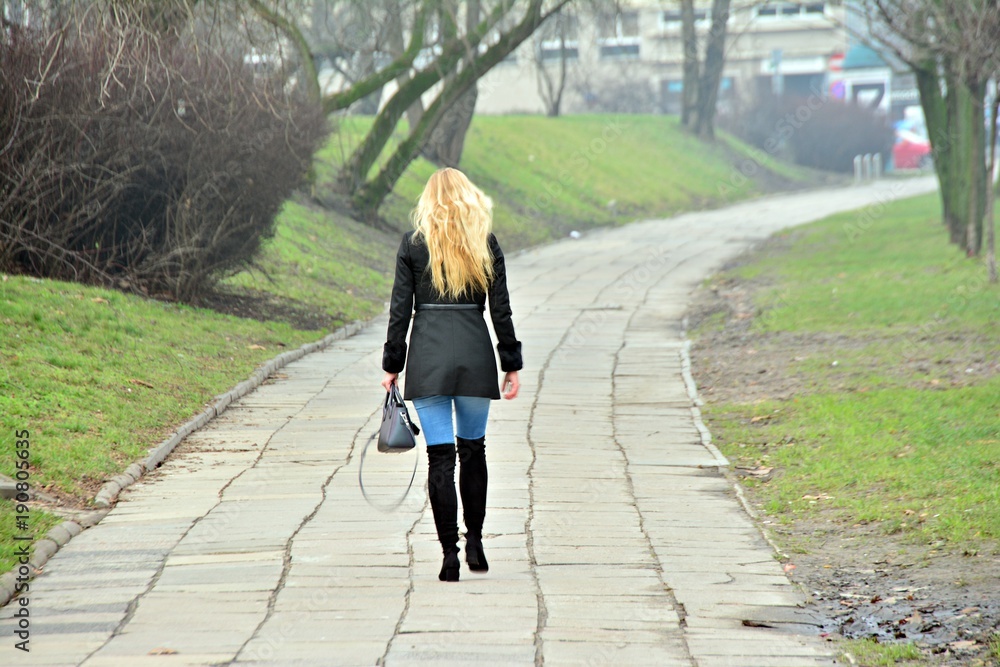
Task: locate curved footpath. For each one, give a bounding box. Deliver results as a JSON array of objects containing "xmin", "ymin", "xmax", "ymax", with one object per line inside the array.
[{"xmin": 2, "ymin": 177, "xmax": 937, "ymax": 666}]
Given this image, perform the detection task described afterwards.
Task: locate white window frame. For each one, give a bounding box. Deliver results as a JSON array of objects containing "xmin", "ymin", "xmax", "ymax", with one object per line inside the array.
[
  {"xmin": 754, "ymin": 2, "xmax": 827, "ymax": 21},
  {"xmin": 597, "ymin": 11, "xmax": 641, "ymax": 60},
  {"xmin": 539, "ymin": 14, "xmax": 580, "ymax": 62},
  {"xmin": 658, "ymin": 8, "xmax": 710, "ymax": 31}
]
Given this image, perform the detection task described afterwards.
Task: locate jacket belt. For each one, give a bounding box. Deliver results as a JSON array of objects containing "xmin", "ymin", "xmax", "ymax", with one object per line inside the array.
[{"xmin": 414, "ymin": 303, "xmax": 484, "ymax": 312}]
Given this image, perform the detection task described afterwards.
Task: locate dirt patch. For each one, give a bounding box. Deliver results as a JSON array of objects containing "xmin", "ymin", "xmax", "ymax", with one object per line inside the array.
[
  {"xmin": 774, "ymin": 517, "xmax": 1000, "ymax": 665},
  {"xmin": 686, "ymin": 247, "xmax": 1000, "ymax": 665},
  {"xmin": 196, "ymin": 286, "xmax": 339, "ymax": 331}
]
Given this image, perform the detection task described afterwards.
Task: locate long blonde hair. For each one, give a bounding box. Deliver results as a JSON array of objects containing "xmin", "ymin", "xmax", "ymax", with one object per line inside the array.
[{"xmin": 411, "ymin": 168, "xmax": 495, "ymax": 299}]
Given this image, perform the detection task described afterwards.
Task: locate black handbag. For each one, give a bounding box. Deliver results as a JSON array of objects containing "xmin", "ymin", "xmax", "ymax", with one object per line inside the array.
[
  {"xmin": 377, "ymin": 384, "xmax": 420, "ymax": 452},
  {"xmin": 359, "ymin": 384, "xmax": 420, "ymax": 511}
]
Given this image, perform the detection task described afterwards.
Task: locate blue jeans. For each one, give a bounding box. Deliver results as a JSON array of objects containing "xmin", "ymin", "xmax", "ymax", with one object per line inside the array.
[{"xmin": 412, "ymin": 395, "xmax": 491, "ymax": 446}]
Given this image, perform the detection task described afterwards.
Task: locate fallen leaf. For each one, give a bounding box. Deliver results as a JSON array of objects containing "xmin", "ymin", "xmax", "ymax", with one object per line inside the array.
[
  {"xmin": 148, "ymin": 647, "xmax": 178, "ymax": 655},
  {"xmin": 801, "ymin": 494, "xmax": 834, "ymax": 501},
  {"xmin": 247, "ymin": 344, "xmax": 266, "ymax": 351},
  {"xmin": 749, "ymin": 414, "xmax": 772, "ymax": 423},
  {"xmin": 91, "ymin": 297, "xmax": 109, "ymax": 304},
  {"xmin": 949, "ymin": 640, "xmax": 979, "ymax": 650},
  {"xmin": 783, "ymin": 563, "xmax": 796, "ymax": 573},
  {"xmin": 128, "ymin": 379, "xmax": 155, "ymax": 389}
]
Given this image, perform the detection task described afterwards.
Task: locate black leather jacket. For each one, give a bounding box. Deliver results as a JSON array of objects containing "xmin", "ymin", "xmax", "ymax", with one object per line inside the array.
[{"xmin": 382, "ymin": 231, "xmax": 523, "ymax": 400}]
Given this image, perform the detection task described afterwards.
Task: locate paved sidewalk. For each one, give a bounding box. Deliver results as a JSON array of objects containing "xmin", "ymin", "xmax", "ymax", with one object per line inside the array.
[{"xmin": 2, "ymin": 178, "xmax": 936, "ymax": 666}]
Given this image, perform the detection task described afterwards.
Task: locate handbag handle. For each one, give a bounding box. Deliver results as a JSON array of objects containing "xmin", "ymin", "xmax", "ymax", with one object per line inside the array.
[{"xmin": 385, "ymin": 384, "xmax": 419, "ymax": 435}]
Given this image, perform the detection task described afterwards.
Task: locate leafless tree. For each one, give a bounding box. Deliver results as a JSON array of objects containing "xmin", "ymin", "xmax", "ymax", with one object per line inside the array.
[
  {"xmin": 533, "ymin": 7, "xmax": 576, "ymax": 117},
  {"xmin": 864, "ymin": 0, "xmax": 1000, "ymax": 257},
  {"xmin": 249, "ymin": 0, "xmax": 578, "ymax": 222},
  {"xmin": 424, "ymin": 0, "xmax": 481, "ymax": 167},
  {"xmin": 679, "ymin": 0, "xmax": 732, "ymax": 139}
]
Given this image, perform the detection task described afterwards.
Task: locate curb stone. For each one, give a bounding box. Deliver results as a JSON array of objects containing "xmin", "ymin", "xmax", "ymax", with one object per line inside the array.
[
  {"xmin": 681, "ymin": 337, "xmax": 816, "ymax": 603},
  {"xmin": 679, "ymin": 339, "xmax": 729, "ymax": 467},
  {"xmin": 0, "ymin": 319, "xmax": 368, "ymax": 609}
]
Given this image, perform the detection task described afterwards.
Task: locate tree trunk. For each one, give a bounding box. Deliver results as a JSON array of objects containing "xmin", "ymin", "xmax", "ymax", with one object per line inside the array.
[
  {"xmin": 693, "ymin": 0, "xmax": 730, "ymax": 139},
  {"xmin": 535, "ymin": 10, "xmax": 569, "ymax": 117},
  {"xmin": 386, "ymin": 3, "xmax": 425, "ymax": 130},
  {"xmin": 424, "ymin": 0, "xmax": 480, "ymax": 166},
  {"xmin": 424, "ymin": 86, "xmax": 478, "ymax": 166},
  {"xmin": 966, "ymin": 77, "xmax": 983, "ymax": 256},
  {"xmin": 916, "ymin": 59, "xmax": 986, "ymax": 254},
  {"xmin": 680, "ymin": 0, "xmax": 699, "ymax": 126},
  {"xmin": 986, "ymin": 79, "xmax": 999, "ymax": 283},
  {"xmin": 351, "ymin": 0, "xmax": 569, "ymax": 219}
]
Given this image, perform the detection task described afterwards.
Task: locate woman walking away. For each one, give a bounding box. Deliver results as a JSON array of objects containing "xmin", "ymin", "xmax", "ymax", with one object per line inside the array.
[{"xmin": 381, "ymin": 168, "xmax": 522, "ymax": 582}]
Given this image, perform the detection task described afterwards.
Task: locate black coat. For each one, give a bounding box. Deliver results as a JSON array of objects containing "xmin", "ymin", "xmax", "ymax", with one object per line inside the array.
[{"xmin": 382, "ymin": 231, "xmax": 523, "ymax": 400}]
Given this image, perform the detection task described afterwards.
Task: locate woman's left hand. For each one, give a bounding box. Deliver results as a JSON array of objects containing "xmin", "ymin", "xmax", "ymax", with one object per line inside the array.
[
  {"xmin": 381, "ymin": 372, "xmax": 398, "ymax": 392},
  {"xmin": 502, "ymin": 371, "xmax": 520, "ymax": 400}
]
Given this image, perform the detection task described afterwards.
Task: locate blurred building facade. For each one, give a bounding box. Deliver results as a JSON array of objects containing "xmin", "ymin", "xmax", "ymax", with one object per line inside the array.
[{"xmin": 474, "ymin": 1, "xmax": 869, "ymax": 118}]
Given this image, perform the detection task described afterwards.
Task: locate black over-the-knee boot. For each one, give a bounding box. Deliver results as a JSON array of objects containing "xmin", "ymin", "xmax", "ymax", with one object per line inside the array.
[
  {"xmin": 456, "ymin": 436, "xmax": 489, "ymax": 572},
  {"xmin": 426, "ymin": 443, "xmax": 460, "ymax": 581}
]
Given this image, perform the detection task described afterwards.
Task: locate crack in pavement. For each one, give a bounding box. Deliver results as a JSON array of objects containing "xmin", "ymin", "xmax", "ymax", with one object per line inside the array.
[
  {"xmin": 80, "ymin": 401, "xmax": 307, "ymax": 667},
  {"xmin": 609, "ymin": 245, "xmax": 710, "ymax": 666}
]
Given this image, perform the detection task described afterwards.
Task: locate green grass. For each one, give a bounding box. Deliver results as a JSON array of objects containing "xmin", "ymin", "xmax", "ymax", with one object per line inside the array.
[
  {"xmin": 840, "ymin": 639, "xmax": 925, "ymax": 666},
  {"xmin": 717, "ymin": 131, "xmax": 811, "ymax": 183},
  {"xmin": 743, "ymin": 195, "xmax": 999, "ymax": 335},
  {"xmin": 700, "ymin": 193, "xmax": 1000, "ymax": 549},
  {"xmin": 0, "ymin": 113, "xmax": 798, "ymax": 574},
  {"xmin": 715, "ymin": 384, "xmax": 999, "ymax": 544},
  {"xmin": 0, "ymin": 276, "xmax": 319, "ymax": 497}
]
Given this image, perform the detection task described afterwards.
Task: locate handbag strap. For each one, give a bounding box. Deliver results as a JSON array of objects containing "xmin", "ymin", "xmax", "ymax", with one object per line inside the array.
[{"xmin": 357, "ymin": 429, "xmax": 419, "ymax": 512}]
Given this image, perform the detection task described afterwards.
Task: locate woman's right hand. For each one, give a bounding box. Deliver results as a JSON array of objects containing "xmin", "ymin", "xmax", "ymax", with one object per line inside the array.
[{"xmin": 381, "ymin": 372, "xmax": 398, "ymax": 392}]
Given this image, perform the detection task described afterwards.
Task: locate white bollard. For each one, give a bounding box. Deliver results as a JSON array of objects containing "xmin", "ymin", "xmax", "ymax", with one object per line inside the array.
[
  {"xmin": 873, "ymin": 153, "xmax": 882, "ymax": 180},
  {"xmin": 854, "ymin": 155, "xmax": 863, "ymax": 184}
]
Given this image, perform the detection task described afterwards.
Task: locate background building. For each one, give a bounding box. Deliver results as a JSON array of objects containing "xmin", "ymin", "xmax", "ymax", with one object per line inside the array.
[{"xmin": 475, "ymin": 1, "xmax": 851, "ymax": 116}]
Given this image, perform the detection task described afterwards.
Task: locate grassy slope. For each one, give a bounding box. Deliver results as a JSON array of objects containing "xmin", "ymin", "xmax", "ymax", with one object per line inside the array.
[
  {"xmin": 316, "ymin": 115, "xmax": 784, "ymax": 249},
  {"xmin": 0, "ymin": 114, "xmax": 792, "ymax": 571},
  {"xmin": 697, "ymin": 193, "xmax": 1000, "ymax": 549}
]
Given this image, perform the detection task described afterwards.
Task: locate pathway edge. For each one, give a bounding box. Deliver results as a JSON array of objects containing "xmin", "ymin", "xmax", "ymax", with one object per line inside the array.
[{"xmin": 0, "ymin": 317, "xmax": 373, "ymax": 609}]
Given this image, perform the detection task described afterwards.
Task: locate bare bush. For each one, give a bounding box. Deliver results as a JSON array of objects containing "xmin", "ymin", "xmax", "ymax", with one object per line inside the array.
[
  {"xmin": 575, "ymin": 73, "xmax": 657, "ymax": 114},
  {"xmin": 0, "ymin": 8, "xmax": 326, "ymax": 301},
  {"xmin": 721, "ymin": 94, "xmax": 894, "ymax": 173}
]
